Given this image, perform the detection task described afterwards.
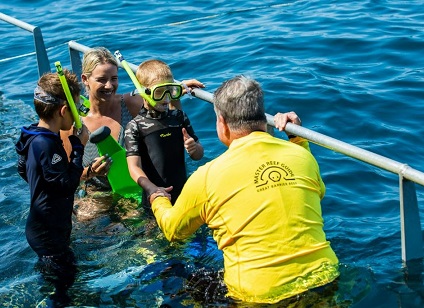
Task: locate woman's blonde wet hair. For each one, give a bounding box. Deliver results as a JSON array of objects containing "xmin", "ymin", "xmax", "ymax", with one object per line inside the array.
[{"xmin": 82, "ymin": 47, "xmax": 118, "ymax": 79}]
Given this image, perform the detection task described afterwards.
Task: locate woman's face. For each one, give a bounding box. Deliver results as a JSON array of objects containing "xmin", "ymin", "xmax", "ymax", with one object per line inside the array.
[{"xmin": 82, "ymin": 63, "xmax": 118, "ymax": 102}]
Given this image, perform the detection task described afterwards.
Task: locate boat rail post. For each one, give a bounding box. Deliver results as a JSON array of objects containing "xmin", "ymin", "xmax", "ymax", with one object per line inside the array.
[
  {"xmin": 68, "ymin": 40, "xmax": 94, "ymax": 78},
  {"xmin": 32, "ymin": 26, "xmax": 50, "ymax": 77},
  {"xmin": 399, "ymin": 176, "xmax": 423, "ymax": 262},
  {"xmin": 0, "ymin": 13, "xmax": 50, "ymax": 77},
  {"xmin": 69, "ymin": 41, "xmax": 83, "ymax": 78}
]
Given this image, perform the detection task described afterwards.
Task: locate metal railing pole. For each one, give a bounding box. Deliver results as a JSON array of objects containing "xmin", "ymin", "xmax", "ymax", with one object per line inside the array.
[{"xmin": 0, "ymin": 13, "xmax": 50, "ymax": 77}]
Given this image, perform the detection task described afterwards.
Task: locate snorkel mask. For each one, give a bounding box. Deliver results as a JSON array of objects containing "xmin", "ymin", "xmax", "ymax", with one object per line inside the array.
[
  {"xmin": 133, "ymin": 83, "xmax": 183, "ymax": 102},
  {"xmin": 113, "ymin": 50, "xmax": 157, "ymax": 108},
  {"xmin": 54, "ymin": 61, "xmax": 90, "ymax": 132}
]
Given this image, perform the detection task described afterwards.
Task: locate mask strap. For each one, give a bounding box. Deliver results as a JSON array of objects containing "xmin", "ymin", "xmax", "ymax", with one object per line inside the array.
[{"xmin": 34, "ymin": 86, "xmax": 63, "ymax": 104}]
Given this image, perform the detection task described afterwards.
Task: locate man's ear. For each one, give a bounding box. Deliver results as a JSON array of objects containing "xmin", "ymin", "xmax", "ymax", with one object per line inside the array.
[{"xmin": 218, "ymin": 114, "xmax": 230, "ymax": 137}]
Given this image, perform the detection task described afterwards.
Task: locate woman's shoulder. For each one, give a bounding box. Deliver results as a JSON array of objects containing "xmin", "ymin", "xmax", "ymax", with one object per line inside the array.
[{"xmin": 121, "ymin": 93, "xmax": 143, "ymax": 118}]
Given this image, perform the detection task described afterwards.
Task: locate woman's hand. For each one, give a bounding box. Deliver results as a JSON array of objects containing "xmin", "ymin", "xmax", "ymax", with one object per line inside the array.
[{"xmin": 87, "ymin": 154, "xmax": 112, "ymax": 178}]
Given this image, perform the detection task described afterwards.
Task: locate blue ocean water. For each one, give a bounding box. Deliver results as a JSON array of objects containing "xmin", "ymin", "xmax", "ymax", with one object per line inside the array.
[{"xmin": 1, "ymin": 0, "xmax": 424, "ymax": 307}]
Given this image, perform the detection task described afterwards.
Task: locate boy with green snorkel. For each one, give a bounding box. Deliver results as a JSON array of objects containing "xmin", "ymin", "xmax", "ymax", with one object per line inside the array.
[
  {"xmin": 119, "ymin": 54, "xmax": 204, "ymax": 205},
  {"xmin": 15, "ymin": 68, "xmax": 88, "ymax": 306}
]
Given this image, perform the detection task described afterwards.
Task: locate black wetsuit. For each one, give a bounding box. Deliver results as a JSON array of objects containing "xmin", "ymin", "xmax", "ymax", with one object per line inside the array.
[
  {"xmin": 15, "ymin": 123, "xmax": 84, "ymax": 297},
  {"xmin": 124, "ymin": 107, "xmax": 198, "ymax": 203}
]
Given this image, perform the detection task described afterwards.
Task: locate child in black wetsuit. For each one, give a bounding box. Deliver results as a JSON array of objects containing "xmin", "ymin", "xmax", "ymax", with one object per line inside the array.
[
  {"xmin": 124, "ymin": 59, "xmax": 205, "ymax": 205},
  {"xmin": 15, "ymin": 70, "xmax": 88, "ymax": 305}
]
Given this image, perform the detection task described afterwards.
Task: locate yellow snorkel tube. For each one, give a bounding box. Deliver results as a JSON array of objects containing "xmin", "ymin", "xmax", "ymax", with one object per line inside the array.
[
  {"xmin": 54, "ymin": 61, "xmax": 90, "ymax": 131},
  {"xmin": 113, "ymin": 50, "xmax": 157, "ymax": 107}
]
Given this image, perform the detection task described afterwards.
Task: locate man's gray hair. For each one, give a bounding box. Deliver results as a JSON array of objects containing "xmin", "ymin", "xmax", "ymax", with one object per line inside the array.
[{"xmin": 213, "ymin": 75, "xmax": 266, "ymax": 132}]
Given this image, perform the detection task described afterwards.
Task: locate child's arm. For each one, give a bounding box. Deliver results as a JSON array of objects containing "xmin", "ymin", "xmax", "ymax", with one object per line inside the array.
[
  {"xmin": 127, "ymin": 155, "xmax": 172, "ymax": 200},
  {"xmin": 66, "ymin": 124, "xmax": 88, "ymax": 187},
  {"xmin": 181, "ymin": 111, "xmax": 204, "ymax": 161},
  {"xmin": 31, "ymin": 135, "xmax": 83, "ymax": 195},
  {"xmin": 17, "ymin": 155, "xmax": 28, "ymax": 182},
  {"xmin": 125, "ymin": 118, "xmax": 171, "ymax": 199},
  {"xmin": 181, "ymin": 79, "xmax": 205, "ymax": 95}
]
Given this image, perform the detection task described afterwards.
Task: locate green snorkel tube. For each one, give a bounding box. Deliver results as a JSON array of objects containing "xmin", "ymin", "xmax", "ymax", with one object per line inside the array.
[
  {"xmin": 113, "ymin": 50, "xmax": 157, "ymax": 107},
  {"xmin": 54, "ymin": 61, "xmax": 83, "ymax": 131},
  {"xmin": 54, "ymin": 61, "xmax": 90, "ymax": 134}
]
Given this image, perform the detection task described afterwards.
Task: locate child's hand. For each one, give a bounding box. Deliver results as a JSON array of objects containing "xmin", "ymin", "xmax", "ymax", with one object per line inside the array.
[
  {"xmin": 181, "ymin": 79, "xmax": 205, "ymax": 95},
  {"xmin": 182, "ymin": 128, "xmax": 197, "ymax": 156},
  {"xmin": 149, "ymin": 186, "xmax": 173, "ymax": 204},
  {"xmin": 74, "ymin": 124, "xmax": 89, "ymax": 146},
  {"xmin": 182, "ymin": 128, "xmax": 204, "ymax": 160}
]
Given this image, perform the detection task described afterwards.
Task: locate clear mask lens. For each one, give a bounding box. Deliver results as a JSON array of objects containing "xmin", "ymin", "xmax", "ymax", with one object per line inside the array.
[{"xmin": 151, "ymin": 84, "xmax": 183, "ymax": 101}]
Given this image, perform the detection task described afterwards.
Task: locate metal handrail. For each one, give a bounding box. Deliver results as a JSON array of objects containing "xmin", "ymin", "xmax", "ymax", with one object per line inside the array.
[
  {"xmin": 1, "ymin": 13, "xmax": 423, "ymax": 262},
  {"xmin": 0, "ymin": 12, "xmax": 50, "ymax": 78}
]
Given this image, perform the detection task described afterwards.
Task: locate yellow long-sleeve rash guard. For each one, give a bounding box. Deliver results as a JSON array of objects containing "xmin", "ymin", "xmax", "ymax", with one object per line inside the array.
[{"xmin": 152, "ymin": 131, "xmax": 339, "ymax": 303}]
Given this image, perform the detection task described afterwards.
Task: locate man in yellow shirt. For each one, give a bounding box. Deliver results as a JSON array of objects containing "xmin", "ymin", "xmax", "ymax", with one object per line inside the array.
[{"xmin": 149, "ymin": 75, "xmax": 339, "ymax": 304}]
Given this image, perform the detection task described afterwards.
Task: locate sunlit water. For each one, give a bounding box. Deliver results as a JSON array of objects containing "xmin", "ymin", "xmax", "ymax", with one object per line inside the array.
[{"xmin": 1, "ymin": 1, "xmax": 424, "ymax": 307}]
